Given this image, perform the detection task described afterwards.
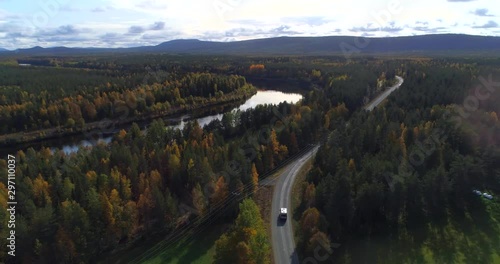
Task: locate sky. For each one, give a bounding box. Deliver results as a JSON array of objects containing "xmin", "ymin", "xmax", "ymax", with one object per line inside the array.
[{"xmin": 0, "ymin": 0, "xmax": 499, "ymax": 49}]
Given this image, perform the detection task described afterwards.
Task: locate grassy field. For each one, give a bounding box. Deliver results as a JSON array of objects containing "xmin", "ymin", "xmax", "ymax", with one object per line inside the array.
[
  {"xmin": 335, "ymin": 197, "xmax": 500, "ymax": 264},
  {"xmin": 254, "ymin": 185, "xmax": 275, "ymax": 263},
  {"xmin": 290, "ymin": 158, "xmax": 314, "ymax": 243},
  {"xmin": 105, "ymin": 223, "xmax": 227, "ymax": 264},
  {"xmin": 142, "ymin": 224, "xmax": 227, "ymax": 264}
]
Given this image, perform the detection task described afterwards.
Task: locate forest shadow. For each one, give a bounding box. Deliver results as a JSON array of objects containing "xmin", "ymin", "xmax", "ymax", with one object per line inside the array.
[
  {"xmin": 154, "ymin": 224, "xmax": 226, "ymax": 264},
  {"xmin": 333, "ymin": 198, "xmax": 500, "ymax": 264}
]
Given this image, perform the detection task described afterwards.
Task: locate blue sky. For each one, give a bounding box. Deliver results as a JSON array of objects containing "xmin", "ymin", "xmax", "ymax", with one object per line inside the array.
[{"xmin": 0, "ymin": 0, "xmax": 499, "ymax": 49}]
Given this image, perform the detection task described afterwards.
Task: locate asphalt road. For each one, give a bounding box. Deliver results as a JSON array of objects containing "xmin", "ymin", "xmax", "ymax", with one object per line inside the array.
[
  {"xmin": 363, "ymin": 76, "xmax": 404, "ymax": 111},
  {"xmin": 271, "ymin": 76, "xmax": 404, "ymax": 264},
  {"xmin": 271, "ymin": 146, "xmax": 319, "ymax": 264}
]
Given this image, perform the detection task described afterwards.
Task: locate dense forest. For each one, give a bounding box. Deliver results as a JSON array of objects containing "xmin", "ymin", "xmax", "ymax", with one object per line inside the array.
[
  {"xmin": 0, "ymin": 54, "xmax": 388, "ymax": 148},
  {"xmin": 296, "ymin": 61, "xmax": 500, "ymax": 263},
  {"xmin": 1, "ymin": 54, "xmax": 498, "ymax": 263},
  {"xmin": 0, "ymin": 98, "xmax": 325, "ymax": 262},
  {"xmin": 0, "ymin": 54, "xmax": 381, "ymax": 263},
  {"xmin": 0, "ymin": 65, "xmax": 254, "ymax": 135}
]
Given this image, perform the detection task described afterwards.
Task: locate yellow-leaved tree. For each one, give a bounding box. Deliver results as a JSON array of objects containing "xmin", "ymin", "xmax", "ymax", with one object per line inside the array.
[{"xmin": 214, "ymin": 199, "xmax": 271, "ymax": 264}]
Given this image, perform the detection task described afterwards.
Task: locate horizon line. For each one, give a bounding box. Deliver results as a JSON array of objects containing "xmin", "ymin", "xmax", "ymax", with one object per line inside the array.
[{"xmin": 4, "ymin": 33, "xmax": 499, "ymax": 51}]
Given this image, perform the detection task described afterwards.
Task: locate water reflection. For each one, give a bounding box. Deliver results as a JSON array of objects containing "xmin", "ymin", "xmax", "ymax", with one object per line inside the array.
[
  {"xmin": 53, "ymin": 137, "xmax": 113, "ymax": 155},
  {"xmin": 54, "ymin": 90, "xmax": 303, "ymax": 154}
]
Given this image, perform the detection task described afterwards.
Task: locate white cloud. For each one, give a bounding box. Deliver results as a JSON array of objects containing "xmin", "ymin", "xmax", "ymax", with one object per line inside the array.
[{"xmin": 0, "ymin": 0, "xmax": 499, "ymax": 48}]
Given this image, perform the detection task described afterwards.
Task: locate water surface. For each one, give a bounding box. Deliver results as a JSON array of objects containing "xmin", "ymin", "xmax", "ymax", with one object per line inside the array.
[{"xmin": 42, "ymin": 90, "xmax": 301, "ymax": 155}]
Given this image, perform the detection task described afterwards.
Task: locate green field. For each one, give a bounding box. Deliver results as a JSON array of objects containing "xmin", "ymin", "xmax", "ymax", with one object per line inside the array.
[
  {"xmin": 143, "ymin": 225, "xmax": 227, "ymax": 264},
  {"xmin": 107, "ymin": 224, "xmax": 227, "ymax": 264},
  {"xmin": 335, "ymin": 198, "xmax": 500, "ymax": 264}
]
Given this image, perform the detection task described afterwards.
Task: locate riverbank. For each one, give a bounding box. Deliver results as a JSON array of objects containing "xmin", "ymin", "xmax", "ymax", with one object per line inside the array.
[{"xmin": 0, "ymin": 86, "xmax": 257, "ymax": 148}]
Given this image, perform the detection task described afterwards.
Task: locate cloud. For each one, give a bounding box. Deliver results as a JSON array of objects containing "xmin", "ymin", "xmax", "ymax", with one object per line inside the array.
[
  {"xmin": 472, "ymin": 20, "xmax": 498, "ymax": 28},
  {"xmin": 1, "ymin": 0, "xmax": 500, "ymax": 48},
  {"xmin": 0, "ymin": 23, "xmax": 12, "ymax": 33},
  {"xmin": 99, "ymin": 32, "xmax": 128, "ymax": 45},
  {"xmin": 91, "ymin": 7, "xmax": 105, "ymax": 12},
  {"xmin": 32, "ymin": 26, "xmax": 93, "ymax": 46},
  {"xmin": 101, "ymin": 32, "xmax": 122, "ymax": 40},
  {"xmin": 149, "ymin": 21, "xmax": 165, "ymax": 30},
  {"xmin": 128, "ymin": 21, "xmax": 167, "ymax": 34},
  {"xmin": 350, "ymin": 22, "xmax": 403, "ymax": 33},
  {"xmin": 91, "ymin": 6, "xmax": 113, "ymax": 13},
  {"xmin": 41, "ymin": 36, "xmax": 92, "ymax": 43},
  {"xmin": 270, "ymin": 25, "xmax": 301, "ymax": 35},
  {"xmin": 6, "ymin": 32, "xmax": 26, "ymax": 38},
  {"xmin": 54, "ymin": 25, "xmax": 79, "ymax": 35},
  {"xmin": 107, "ymin": 0, "xmax": 168, "ymax": 16},
  {"xmin": 141, "ymin": 34, "xmax": 166, "ymax": 40},
  {"xmin": 128, "ymin": 26, "xmax": 145, "ymax": 34},
  {"xmin": 281, "ymin": 16, "xmax": 331, "ymax": 26},
  {"xmin": 135, "ymin": 0, "xmax": 168, "ymax": 9},
  {"xmin": 472, "ymin": 9, "xmax": 494, "ymax": 17},
  {"xmin": 203, "ymin": 25, "xmax": 303, "ymax": 40},
  {"xmin": 141, "ymin": 30, "xmax": 182, "ymax": 40},
  {"xmin": 412, "ymin": 26, "xmax": 447, "ymax": 33},
  {"xmin": 60, "ymin": 6, "xmax": 81, "ymax": 12},
  {"xmin": 0, "ymin": 24, "xmax": 94, "ymax": 48},
  {"xmin": 223, "ymin": 27, "xmax": 256, "ymax": 38},
  {"xmin": 27, "ymin": 25, "xmax": 91, "ymax": 38}
]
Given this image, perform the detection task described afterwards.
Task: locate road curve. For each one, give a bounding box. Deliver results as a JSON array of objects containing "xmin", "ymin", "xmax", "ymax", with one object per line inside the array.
[
  {"xmin": 271, "ymin": 146, "xmax": 319, "ymax": 264},
  {"xmin": 271, "ymin": 76, "xmax": 404, "ymax": 264},
  {"xmin": 363, "ymin": 76, "xmax": 404, "ymax": 111}
]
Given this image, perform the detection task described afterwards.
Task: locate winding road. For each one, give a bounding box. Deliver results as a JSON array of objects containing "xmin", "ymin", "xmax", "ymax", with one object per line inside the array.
[
  {"xmin": 271, "ymin": 76, "xmax": 404, "ymax": 264},
  {"xmin": 271, "ymin": 146, "xmax": 319, "ymax": 264},
  {"xmin": 364, "ymin": 76, "xmax": 404, "ymax": 111}
]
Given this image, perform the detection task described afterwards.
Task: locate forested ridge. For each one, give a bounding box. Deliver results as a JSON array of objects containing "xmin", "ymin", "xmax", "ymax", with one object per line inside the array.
[{"xmin": 7, "ymin": 34, "xmax": 500, "ymax": 55}]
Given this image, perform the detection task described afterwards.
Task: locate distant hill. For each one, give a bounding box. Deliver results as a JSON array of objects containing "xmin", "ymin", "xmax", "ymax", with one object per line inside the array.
[
  {"xmin": 6, "ymin": 34, "xmax": 500, "ymax": 56},
  {"xmin": 0, "ymin": 48, "xmax": 9, "ymax": 52}
]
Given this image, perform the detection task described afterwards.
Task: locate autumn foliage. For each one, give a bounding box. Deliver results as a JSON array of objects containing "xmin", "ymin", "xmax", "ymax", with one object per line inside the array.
[
  {"xmin": 214, "ymin": 199, "xmax": 271, "ymax": 264},
  {"xmin": 249, "ymin": 64, "xmax": 265, "ymax": 71}
]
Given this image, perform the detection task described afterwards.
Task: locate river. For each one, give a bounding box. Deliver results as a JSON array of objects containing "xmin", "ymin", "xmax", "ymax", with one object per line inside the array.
[{"xmin": 18, "ymin": 90, "xmax": 301, "ymax": 155}]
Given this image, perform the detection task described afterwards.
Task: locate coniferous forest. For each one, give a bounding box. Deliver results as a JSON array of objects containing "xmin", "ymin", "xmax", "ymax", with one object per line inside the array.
[
  {"xmin": 296, "ymin": 59, "xmax": 500, "ymax": 263},
  {"xmin": 0, "ymin": 54, "xmax": 499, "ymax": 263}
]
